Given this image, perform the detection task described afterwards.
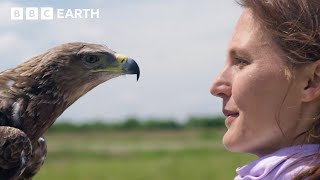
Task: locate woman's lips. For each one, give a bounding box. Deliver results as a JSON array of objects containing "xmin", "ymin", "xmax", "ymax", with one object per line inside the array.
[{"xmin": 225, "ymin": 113, "xmax": 239, "ymax": 128}]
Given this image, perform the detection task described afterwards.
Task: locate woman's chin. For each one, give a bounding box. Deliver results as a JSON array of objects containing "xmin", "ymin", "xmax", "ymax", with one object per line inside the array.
[
  {"xmin": 222, "ymin": 130, "xmax": 245, "ymax": 153},
  {"xmin": 223, "ymin": 131, "xmax": 265, "ymax": 155}
]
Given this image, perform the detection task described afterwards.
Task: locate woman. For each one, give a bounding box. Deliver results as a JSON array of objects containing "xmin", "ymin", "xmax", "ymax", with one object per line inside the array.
[{"xmin": 211, "ymin": 0, "xmax": 320, "ymax": 179}]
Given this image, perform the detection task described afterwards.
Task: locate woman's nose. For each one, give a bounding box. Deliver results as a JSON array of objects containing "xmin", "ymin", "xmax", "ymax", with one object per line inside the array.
[{"xmin": 210, "ymin": 68, "xmax": 232, "ymax": 98}]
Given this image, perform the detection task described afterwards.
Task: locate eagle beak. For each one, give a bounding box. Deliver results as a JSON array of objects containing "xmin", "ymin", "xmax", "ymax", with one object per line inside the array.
[
  {"xmin": 122, "ymin": 58, "xmax": 140, "ymax": 81},
  {"xmin": 115, "ymin": 54, "xmax": 140, "ymax": 81}
]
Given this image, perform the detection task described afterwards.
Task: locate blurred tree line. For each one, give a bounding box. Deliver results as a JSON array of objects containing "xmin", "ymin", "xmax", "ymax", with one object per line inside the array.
[{"xmin": 48, "ymin": 116, "xmax": 225, "ymax": 133}]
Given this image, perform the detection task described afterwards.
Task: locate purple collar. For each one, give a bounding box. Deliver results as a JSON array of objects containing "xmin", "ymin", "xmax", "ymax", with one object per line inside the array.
[{"xmin": 235, "ymin": 144, "xmax": 320, "ymax": 180}]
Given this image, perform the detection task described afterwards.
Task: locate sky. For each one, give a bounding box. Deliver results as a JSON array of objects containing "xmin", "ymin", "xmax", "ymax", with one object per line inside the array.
[{"xmin": 0, "ymin": 0, "xmax": 242, "ymax": 123}]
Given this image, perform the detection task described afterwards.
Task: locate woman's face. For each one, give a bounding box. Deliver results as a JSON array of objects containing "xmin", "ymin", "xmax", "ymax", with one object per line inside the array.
[{"xmin": 210, "ymin": 9, "xmax": 307, "ymax": 156}]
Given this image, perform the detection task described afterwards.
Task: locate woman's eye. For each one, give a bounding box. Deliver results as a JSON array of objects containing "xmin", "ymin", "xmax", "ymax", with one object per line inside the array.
[
  {"xmin": 84, "ymin": 55, "xmax": 99, "ymax": 64},
  {"xmin": 235, "ymin": 57, "xmax": 249, "ymax": 67}
]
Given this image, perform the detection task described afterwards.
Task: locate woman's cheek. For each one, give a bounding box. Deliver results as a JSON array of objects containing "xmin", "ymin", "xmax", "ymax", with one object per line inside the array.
[{"xmin": 231, "ymin": 70, "xmax": 261, "ymax": 110}]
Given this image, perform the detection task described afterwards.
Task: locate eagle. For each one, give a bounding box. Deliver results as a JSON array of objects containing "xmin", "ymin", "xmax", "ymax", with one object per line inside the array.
[{"xmin": 0, "ymin": 42, "xmax": 140, "ymax": 179}]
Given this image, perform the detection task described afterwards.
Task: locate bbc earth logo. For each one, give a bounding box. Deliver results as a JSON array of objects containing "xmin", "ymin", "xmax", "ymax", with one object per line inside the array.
[{"xmin": 11, "ymin": 7, "xmax": 100, "ymax": 20}]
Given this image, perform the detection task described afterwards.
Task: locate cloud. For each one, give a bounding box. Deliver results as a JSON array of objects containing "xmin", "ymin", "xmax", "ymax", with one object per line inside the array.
[
  {"xmin": 0, "ymin": 32, "xmax": 37, "ymax": 72},
  {"xmin": 0, "ymin": 1, "xmax": 18, "ymax": 27}
]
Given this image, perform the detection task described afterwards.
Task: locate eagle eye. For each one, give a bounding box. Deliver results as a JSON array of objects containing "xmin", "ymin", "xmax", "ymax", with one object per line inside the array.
[{"xmin": 84, "ymin": 55, "xmax": 99, "ymax": 64}]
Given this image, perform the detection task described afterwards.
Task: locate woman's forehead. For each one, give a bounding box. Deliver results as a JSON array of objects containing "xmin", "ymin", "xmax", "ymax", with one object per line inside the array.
[
  {"xmin": 230, "ymin": 10, "xmax": 266, "ymax": 48},
  {"xmin": 227, "ymin": 9, "xmax": 282, "ymax": 59}
]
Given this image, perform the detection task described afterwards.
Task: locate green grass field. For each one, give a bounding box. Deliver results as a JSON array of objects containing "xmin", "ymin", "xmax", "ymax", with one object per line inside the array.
[{"xmin": 34, "ymin": 129, "xmax": 255, "ymax": 180}]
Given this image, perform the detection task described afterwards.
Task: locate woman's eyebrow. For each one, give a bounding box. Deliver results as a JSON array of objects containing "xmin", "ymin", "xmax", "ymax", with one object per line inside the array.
[{"xmin": 229, "ymin": 48, "xmax": 252, "ymax": 60}]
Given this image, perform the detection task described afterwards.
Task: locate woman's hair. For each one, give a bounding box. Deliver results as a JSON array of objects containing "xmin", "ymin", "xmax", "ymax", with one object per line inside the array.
[
  {"xmin": 238, "ymin": 0, "xmax": 320, "ymax": 179},
  {"xmin": 239, "ymin": 0, "xmax": 320, "ymax": 65}
]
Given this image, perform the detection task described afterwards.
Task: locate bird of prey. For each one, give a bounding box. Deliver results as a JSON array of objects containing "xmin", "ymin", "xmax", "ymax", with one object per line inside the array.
[{"xmin": 0, "ymin": 42, "xmax": 140, "ymax": 179}]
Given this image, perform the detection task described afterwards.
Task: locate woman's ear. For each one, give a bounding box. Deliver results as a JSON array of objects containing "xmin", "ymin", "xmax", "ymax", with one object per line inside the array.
[{"xmin": 302, "ymin": 61, "xmax": 320, "ymax": 102}]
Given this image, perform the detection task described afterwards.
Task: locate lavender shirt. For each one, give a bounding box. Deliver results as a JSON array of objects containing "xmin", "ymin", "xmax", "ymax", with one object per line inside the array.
[{"xmin": 235, "ymin": 144, "xmax": 320, "ymax": 180}]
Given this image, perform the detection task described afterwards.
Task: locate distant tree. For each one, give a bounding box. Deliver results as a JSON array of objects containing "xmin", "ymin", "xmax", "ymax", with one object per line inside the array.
[
  {"xmin": 142, "ymin": 118, "xmax": 182, "ymax": 130},
  {"xmin": 186, "ymin": 116, "xmax": 225, "ymax": 128},
  {"xmin": 120, "ymin": 118, "xmax": 141, "ymax": 130},
  {"xmin": 48, "ymin": 116, "xmax": 226, "ymax": 133}
]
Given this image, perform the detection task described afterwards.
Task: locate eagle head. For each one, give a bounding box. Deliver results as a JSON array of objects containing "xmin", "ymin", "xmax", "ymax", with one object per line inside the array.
[{"xmin": 50, "ymin": 43, "xmax": 140, "ymax": 104}]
